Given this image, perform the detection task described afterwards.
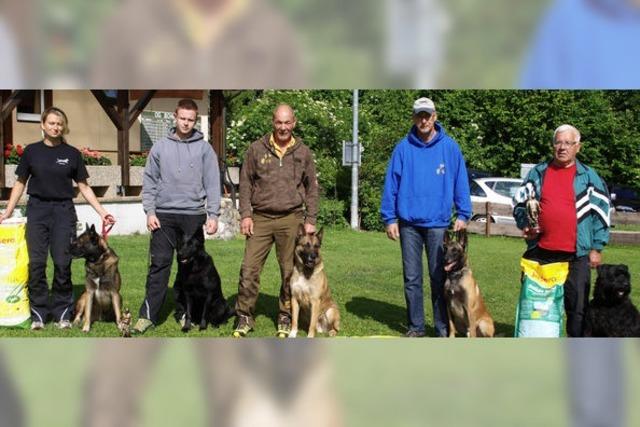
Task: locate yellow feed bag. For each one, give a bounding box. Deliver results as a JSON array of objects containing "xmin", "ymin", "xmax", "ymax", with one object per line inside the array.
[{"xmin": 0, "ymin": 220, "xmax": 30, "ymax": 328}]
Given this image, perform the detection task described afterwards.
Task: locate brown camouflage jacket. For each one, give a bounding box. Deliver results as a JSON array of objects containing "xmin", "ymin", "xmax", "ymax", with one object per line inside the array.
[{"xmin": 239, "ymin": 134, "xmax": 318, "ymax": 224}]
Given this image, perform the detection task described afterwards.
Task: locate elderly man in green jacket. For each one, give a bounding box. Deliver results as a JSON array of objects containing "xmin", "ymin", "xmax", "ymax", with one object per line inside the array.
[{"xmin": 513, "ymin": 124, "xmax": 610, "ymax": 337}]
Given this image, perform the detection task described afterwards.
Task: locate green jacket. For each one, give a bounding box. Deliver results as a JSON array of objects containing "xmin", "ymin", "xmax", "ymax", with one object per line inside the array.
[{"xmin": 512, "ymin": 160, "xmax": 610, "ymax": 257}]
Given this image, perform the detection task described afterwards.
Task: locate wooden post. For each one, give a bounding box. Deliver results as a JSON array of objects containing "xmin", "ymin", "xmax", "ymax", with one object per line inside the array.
[
  {"xmin": 0, "ymin": 90, "xmax": 24, "ymax": 190},
  {"xmin": 116, "ymin": 91, "xmax": 130, "ymax": 187},
  {"xmin": 209, "ymin": 90, "xmax": 224, "ymax": 171},
  {"xmin": 485, "ymin": 201, "xmax": 491, "ymax": 237},
  {"xmin": 92, "ymin": 89, "xmax": 156, "ymax": 191}
]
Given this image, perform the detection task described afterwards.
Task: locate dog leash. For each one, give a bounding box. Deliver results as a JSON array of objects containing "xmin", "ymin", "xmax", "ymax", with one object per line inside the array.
[{"xmin": 101, "ymin": 215, "xmax": 115, "ymax": 241}]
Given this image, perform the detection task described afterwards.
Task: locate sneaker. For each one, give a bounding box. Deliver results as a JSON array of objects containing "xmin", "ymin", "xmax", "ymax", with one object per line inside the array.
[
  {"xmin": 232, "ymin": 315, "xmax": 252, "ymax": 338},
  {"xmin": 56, "ymin": 320, "xmax": 72, "ymax": 330},
  {"xmin": 132, "ymin": 318, "xmax": 154, "ymax": 336},
  {"xmin": 178, "ymin": 314, "xmax": 187, "ymax": 329},
  {"xmin": 405, "ymin": 330, "xmax": 426, "ymax": 338},
  {"xmin": 31, "ymin": 321, "xmax": 44, "ymax": 331},
  {"xmin": 276, "ymin": 316, "xmax": 291, "ymax": 338}
]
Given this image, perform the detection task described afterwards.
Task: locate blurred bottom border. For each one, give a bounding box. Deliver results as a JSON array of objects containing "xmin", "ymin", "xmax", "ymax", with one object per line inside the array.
[{"xmin": 0, "ymin": 339, "xmax": 637, "ymax": 427}]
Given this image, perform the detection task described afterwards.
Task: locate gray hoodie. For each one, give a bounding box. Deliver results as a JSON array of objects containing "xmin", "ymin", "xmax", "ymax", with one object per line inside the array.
[{"xmin": 142, "ymin": 128, "xmax": 220, "ymax": 219}]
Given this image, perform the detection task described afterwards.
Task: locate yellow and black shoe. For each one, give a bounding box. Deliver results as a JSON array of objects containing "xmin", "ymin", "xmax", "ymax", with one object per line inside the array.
[
  {"xmin": 131, "ymin": 318, "xmax": 154, "ymax": 336},
  {"xmin": 275, "ymin": 316, "xmax": 291, "ymax": 338},
  {"xmin": 232, "ymin": 315, "xmax": 252, "ymax": 338}
]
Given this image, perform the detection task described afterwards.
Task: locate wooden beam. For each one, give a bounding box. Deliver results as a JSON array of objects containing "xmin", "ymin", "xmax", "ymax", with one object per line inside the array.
[
  {"xmin": 127, "ymin": 90, "xmax": 156, "ymax": 129},
  {"xmin": 130, "ymin": 90, "xmax": 203, "ymax": 100},
  {"xmin": 91, "ymin": 90, "xmax": 123, "ymax": 130},
  {"xmin": 117, "ymin": 91, "xmax": 130, "ymax": 187},
  {"xmin": 485, "ymin": 202, "xmax": 491, "ymax": 237},
  {"xmin": 0, "ymin": 90, "xmax": 24, "ymax": 123},
  {"xmin": 210, "ymin": 90, "xmax": 224, "ymax": 169}
]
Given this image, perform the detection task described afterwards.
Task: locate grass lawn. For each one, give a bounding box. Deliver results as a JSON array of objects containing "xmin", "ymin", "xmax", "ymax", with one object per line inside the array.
[{"xmin": 1, "ymin": 228, "xmax": 639, "ymax": 337}]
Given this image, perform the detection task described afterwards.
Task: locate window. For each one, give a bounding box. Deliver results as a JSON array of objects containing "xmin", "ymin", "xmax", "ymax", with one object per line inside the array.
[
  {"xmin": 493, "ymin": 181, "xmax": 522, "ymax": 198},
  {"xmin": 16, "ymin": 90, "xmax": 48, "ymax": 122},
  {"xmin": 470, "ymin": 180, "xmax": 487, "ymax": 197}
]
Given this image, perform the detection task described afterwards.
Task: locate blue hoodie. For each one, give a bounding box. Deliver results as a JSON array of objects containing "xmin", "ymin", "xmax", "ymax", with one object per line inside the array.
[
  {"xmin": 380, "ymin": 122, "xmax": 472, "ymax": 227},
  {"xmin": 520, "ymin": 0, "xmax": 640, "ymax": 88}
]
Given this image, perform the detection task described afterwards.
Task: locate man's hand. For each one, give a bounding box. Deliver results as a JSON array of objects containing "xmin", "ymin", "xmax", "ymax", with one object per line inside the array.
[
  {"xmin": 240, "ymin": 217, "xmax": 254, "ymax": 236},
  {"xmin": 0, "ymin": 209, "xmax": 12, "ymax": 224},
  {"xmin": 102, "ymin": 213, "xmax": 116, "ymax": 225},
  {"xmin": 304, "ymin": 223, "xmax": 316, "ymax": 234},
  {"xmin": 205, "ymin": 218, "xmax": 218, "ymax": 235},
  {"xmin": 589, "ymin": 249, "xmax": 602, "ymax": 268},
  {"xmin": 522, "ymin": 227, "xmax": 540, "ymax": 240},
  {"xmin": 385, "ymin": 223, "xmax": 399, "ymax": 241},
  {"xmin": 453, "ymin": 219, "xmax": 467, "ymax": 231},
  {"xmin": 147, "ymin": 215, "xmax": 161, "ymax": 231}
]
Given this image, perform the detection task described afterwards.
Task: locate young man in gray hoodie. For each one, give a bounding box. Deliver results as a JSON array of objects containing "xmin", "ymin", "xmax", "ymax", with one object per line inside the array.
[{"xmin": 133, "ymin": 98, "xmax": 220, "ymax": 334}]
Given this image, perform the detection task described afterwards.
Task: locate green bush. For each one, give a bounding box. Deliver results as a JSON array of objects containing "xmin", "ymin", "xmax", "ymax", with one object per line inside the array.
[
  {"xmin": 317, "ymin": 198, "xmax": 348, "ymax": 228},
  {"xmin": 225, "ymin": 90, "xmax": 640, "ymax": 231}
]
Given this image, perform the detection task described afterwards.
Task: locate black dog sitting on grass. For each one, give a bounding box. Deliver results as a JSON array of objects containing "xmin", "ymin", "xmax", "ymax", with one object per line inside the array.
[
  {"xmin": 584, "ymin": 264, "xmax": 640, "ymax": 337},
  {"xmin": 173, "ymin": 230, "xmax": 234, "ymax": 332}
]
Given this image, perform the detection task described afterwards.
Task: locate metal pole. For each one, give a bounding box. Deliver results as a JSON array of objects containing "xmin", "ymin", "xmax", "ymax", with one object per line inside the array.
[{"xmin": 351, "ymin": 90, "xmax": 359, "ymax": 230}]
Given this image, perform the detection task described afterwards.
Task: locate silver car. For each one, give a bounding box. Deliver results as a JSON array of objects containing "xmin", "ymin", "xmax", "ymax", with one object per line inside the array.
[{"xmin": 469, "ymin": 177, "xmax": 522, "ymax": 224}]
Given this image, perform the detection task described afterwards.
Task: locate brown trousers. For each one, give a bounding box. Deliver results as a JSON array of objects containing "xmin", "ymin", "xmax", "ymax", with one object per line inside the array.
[{"xmin": 235, "ymin": 212, "xmax": 302, "ymax": 326}]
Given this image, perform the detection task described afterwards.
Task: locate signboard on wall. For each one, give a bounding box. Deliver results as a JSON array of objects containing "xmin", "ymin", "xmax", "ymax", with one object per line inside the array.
[{"xmin": 139, "ymin": 111, "xmax": 206, "ymax": 151}]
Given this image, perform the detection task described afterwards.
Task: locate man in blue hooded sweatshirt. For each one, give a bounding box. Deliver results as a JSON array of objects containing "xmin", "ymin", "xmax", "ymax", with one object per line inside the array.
[
  {"xmin": 381, "ymin": 97, "xmax": 472, "ymax": 337},
  {"xmin": 133, "ymin": 98, "xmax": 221, "ymax": 334}
]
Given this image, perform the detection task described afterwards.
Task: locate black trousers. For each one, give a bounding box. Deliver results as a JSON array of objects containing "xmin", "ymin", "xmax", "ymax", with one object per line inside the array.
[
  {"xmin": 25, "ymin": 197, "xmax": 77, "ymax": 323},
  {"xmin": 524, "ymin": 246, "xmax": 591, "ymax": 337},
  {"xmin": 138, "ymin": 213, "xmax": 205, "ymax": 324}
]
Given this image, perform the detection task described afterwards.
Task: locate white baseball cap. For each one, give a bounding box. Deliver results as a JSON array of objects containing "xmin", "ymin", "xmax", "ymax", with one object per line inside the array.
[{"xmin": 413, "ymin": 97, "xmax": 436, "ymax": 114}]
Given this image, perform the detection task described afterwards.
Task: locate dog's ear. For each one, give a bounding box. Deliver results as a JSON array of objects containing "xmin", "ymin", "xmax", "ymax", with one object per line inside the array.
[
  {"xmin": 457, "ymin": 229, "xmax": 468, "ymax": 252},
  {"xmin": 90, "ymin": 224, "xmax": 96, "ymax": 233},
  {"xmin": 316, "ymin": 227, "xmax": 324, "ymax": 244},
  {"xmin": 443, "ymin": 231, "xmax": 451, "ymax": 244}
]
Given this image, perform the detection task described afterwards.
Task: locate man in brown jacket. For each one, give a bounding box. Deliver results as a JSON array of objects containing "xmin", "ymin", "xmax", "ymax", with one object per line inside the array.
[{"xmin": 233, "ymin": 104, "xmax": 318, "ymax": 337}]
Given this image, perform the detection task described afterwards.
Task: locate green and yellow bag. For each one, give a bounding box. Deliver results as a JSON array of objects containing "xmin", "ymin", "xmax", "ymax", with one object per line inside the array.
[
  {"xmin": 515, "ymin": 258, "xmax": 569, "ymax": 337},
  {"xmin": 0, "ymin": 219, "xmax": 30, "ymax": 328}
]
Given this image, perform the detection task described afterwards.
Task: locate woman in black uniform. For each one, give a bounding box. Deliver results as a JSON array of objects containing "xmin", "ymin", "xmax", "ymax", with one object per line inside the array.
[{"xmin": 0, "ymin": 106, "xmax": 116, "ymax": 330}]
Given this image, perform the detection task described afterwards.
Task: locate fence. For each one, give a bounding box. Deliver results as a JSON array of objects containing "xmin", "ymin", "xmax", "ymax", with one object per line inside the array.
[{"xmin": 468, "ymin": 202, "xmax": 640, "ymax": 245}]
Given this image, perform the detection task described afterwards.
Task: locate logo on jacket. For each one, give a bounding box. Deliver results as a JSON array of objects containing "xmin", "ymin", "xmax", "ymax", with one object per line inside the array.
[
  {"xmin": 436, "ymin": 163, "xmax": 445, "ymax": 175},
  {"xmin": 260, "ymin": 153, "xmax": 273, "ymax": 165},
  {"xmin": 56, "ymin": 158, "xmax": 69, "ymax": 166}
]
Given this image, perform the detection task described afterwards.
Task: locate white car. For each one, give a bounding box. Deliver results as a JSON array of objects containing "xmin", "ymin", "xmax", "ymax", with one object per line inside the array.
[{"xmin": 469, "ymin": 177, "xmax": 522, "ymax": 223}]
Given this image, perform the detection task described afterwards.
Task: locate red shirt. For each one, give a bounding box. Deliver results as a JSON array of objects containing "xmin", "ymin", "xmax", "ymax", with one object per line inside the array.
[{"xmin": 538, "ymin": 163, "xmax": 577, "ymax": 252}]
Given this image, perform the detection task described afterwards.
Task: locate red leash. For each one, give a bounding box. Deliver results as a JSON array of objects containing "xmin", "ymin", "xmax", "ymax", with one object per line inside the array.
[{"xmin": 101, "ymin": 215, "xmax": 115, "ymax": 241}]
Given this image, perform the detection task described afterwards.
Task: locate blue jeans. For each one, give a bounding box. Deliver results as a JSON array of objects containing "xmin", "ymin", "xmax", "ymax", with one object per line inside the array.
[{"xmin": 399, "ymin": 223, "xmax": 448, "ymax": 336}]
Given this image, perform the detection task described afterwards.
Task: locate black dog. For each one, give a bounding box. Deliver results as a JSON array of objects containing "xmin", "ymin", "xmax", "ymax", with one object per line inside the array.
[
  {"xmin": 584, "ymin": 264, "xmax": 640, "ymax": 337},
  {"xmin": 173, "ymin": 231, "xmax": 234, "ymax": 332}
]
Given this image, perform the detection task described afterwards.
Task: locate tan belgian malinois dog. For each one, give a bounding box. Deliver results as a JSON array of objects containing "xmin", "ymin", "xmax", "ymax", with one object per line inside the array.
[
  {"xmin": 69, "ymin": 224, "xmax": 123, "ymax": 333},
  {"xmin": 443, "ymin": 230, "xmax": 494, "ymax": 337},
  {"xmin": 290, "ymin": 225, "xmax": 340, "ymax": 338}
]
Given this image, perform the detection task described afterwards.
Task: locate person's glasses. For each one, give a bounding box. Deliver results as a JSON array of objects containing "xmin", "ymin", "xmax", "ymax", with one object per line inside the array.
[{"xmin": 553, "ymin": 140, "xmax": 579, "ymax": 148}]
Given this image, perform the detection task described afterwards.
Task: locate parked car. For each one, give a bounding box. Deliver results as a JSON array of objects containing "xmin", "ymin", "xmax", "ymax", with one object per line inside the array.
[
  {"xmin": 469, "ymin": 177, "xmax": 522, "ymax": 223},
  {"xmin": 609, "ymin": 184, "xmax": 640, "ymax": 212}
]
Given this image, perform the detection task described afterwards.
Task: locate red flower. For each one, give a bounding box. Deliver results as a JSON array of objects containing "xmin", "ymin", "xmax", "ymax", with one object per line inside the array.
[
  {"xmin": 4, "ymin": 150, "xmax": 11, "ymax": 158},
  {"xmin": 4, "ymin": 143, "xmax": 13, "ymax": 150},
  {"xmin": 16, "ymin": 145, "xmax": 23, "ymax": 156}
]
